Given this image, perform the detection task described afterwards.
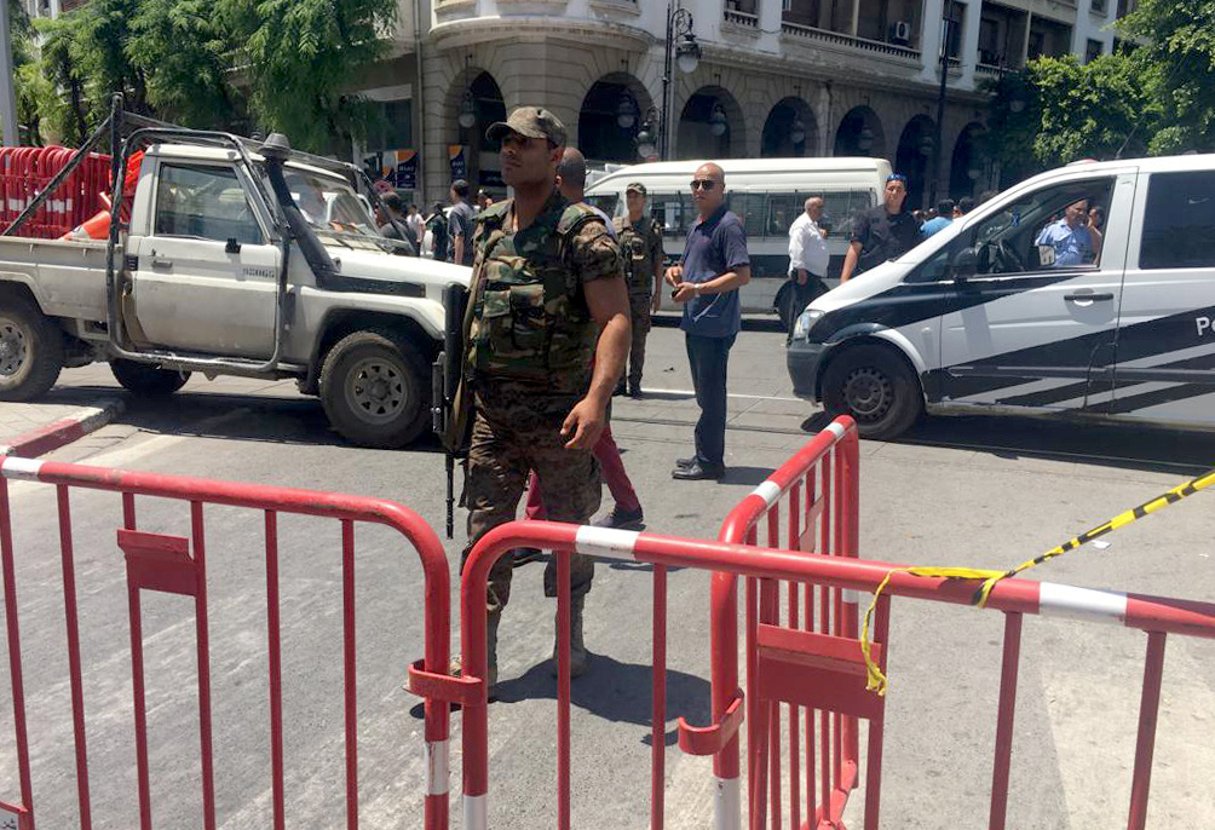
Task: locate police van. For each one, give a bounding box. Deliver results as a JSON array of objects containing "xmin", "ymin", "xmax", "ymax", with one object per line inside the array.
[
  {"xmin": 584, "ymin": 157, "xmax": 890, "ymax": 315},
  {"xmin": 788, "ymin": 154, "xmax": 1215, "ymax": 439}
]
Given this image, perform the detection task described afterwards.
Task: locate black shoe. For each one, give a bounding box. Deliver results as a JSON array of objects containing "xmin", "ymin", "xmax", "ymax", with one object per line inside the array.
[
  {"xmin": 672, "ymin": 462, "xmax": 724, "ymax": 481},
  {"xmin": 594, "ymin": 505, "xmax": 644, "ymax": 530},
  {"xmin": 613, "ymin": 381, "xmax": 627, "ymax": 397},
  {"xmin": 676, "ymin": 456, "xmax": 697, "ymax": 469},
  {"xmin": 512, "ymin": 547, "xmax": 544, "ymax": 567},
  {"xmin": 628, "ymin": 381, "xmax": 642, "ymax": 399}
]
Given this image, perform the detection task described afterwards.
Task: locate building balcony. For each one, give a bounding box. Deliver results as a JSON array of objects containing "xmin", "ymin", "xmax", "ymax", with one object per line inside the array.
[
  {"xmin": 723, "ymin": 8, "xmax": 759, "ymax": 28},
  {"xmin": 780, "ymin": 19, "xmax": 921, "ymax": 62}
]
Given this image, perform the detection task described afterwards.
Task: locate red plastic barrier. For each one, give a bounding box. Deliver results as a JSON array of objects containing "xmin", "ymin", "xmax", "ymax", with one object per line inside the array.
[
  {"xmin": 456, "ymin": 517, "xmax": 1215, "ymax": 830},
  {"xmin": 715, "ymin": 417, "xmax": 870, "ymax": 829},
  {"xmin": 0, "ymin": 456, "xmax": 453, "ymax": 830},
  {"xmin": 0, "ymin": 146, "xmax": 116, "ymax": 239}
]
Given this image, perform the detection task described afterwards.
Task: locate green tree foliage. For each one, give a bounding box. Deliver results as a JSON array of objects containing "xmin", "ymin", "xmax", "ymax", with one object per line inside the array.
[
  {"xmin": 1119, "ymin": 0, "xmax": 1215, "ymax": 154},
  {"xmin": 219, "ymin": 0, "xmax": 398, "ymax": 153},
  {"xmin": 129, "ymin": 0, "xmax": 244, "ymax": 129},
  {"xmin": 14, "ymin": 0, "xmax": 397, "ymax": 153},
  {"xmin": 1029, "ymin": 53, "xmax": 1159, "ymax": 167}
]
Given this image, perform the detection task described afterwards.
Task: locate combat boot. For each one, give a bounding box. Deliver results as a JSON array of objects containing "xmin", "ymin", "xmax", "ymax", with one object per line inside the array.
[
  {"xmin": 450, "ymin": 612, "xmax": 500, "ymax": 695},
  {"xmin": 551, "ymin": 595, "xmax": 589, "ymax": 678}
]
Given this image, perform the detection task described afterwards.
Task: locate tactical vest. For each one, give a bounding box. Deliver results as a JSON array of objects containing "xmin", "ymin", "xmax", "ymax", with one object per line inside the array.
[
  {"xmin": 466, "ymin": 197, "xmax": 601, "ymax": 394},
  {"xmin": 614, "ymin": 216, "xmax": 658, "ymax": 296}
]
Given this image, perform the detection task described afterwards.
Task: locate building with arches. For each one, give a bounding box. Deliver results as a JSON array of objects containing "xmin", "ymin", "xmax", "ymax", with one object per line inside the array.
[{"xmin": 339, "ymin": 0, "xmax": 1132, "ymax": 209}]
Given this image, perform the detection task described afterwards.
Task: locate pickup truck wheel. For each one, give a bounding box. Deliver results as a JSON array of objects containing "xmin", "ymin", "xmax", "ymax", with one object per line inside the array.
[
  {"xmin": 0, "ymin": 296, "xmax": 64, "ymax": 402},
  {"xmin": 821, "ymin": 344, "xmax": 923, "ymax": 441},
  {"xmin": 319, "ymin": 330, "xmax": 429, "ymax": 449},
  {"xmin": 109, "ymin": 360, "xmax": 191, "ymax": 396}
]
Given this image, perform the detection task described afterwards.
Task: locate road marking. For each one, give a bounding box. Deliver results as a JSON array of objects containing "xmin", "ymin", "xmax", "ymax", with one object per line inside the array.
[{"xmin": 642, "ymin": 386, "xmax": 804, "ymax": 403}]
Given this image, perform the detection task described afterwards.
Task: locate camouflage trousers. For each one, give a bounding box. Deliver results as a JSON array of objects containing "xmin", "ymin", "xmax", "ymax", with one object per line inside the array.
[
  {"xmin": 627, "ymin": 292, "xmax": 652, "ymax": 387},
  {"xmin": 462, "ymin": 383, "xmax": 602, "ymax": 616}
]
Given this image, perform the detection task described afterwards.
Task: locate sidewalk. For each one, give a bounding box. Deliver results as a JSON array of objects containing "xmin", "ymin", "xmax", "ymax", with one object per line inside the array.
[{"xmin": 0, "ymin": 367, "xmax": 126, "ymax": 457}]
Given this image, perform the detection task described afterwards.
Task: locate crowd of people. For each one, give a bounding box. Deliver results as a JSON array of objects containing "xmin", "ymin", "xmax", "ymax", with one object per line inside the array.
[{"xmin": 371, "ymin": 179, "xmax": 503, "ymax": 260}]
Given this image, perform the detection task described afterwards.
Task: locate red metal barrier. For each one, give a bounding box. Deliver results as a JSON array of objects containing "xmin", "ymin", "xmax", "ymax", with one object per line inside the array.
[
  {"xmin": 457, "ymin": 517, "xmax": 1215, "ymax": 830},
  {"xmin": 714, "ymin": 416, "xmax": 870, "ymax": 829},
  {"xmin": 0, "ymin": 456, "xmax": 453, "ymax": 830}
]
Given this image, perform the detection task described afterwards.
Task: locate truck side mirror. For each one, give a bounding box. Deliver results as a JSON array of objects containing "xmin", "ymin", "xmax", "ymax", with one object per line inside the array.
[
  {"xmin": 225, "ymin": 237, "xmax": 242, "ymax": 255},
  {"xmin": 951, "ymin": 246, "xmax": 979, "ymax": 281}
]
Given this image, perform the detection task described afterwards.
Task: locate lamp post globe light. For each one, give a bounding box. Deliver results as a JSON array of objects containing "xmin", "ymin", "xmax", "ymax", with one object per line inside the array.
[
  {"xmin": 635, "ymin": 106, "xmax": 659, "ymax": 160},
  {"xmin": 708, "ymin": 103, "xmax": 728, "ymax": 137},
  {"xmin": 653, "ymin": 4, "xmax": 701, "ymax": 160},
  {"xmin": 458, "ymin": 90, "xmax": 477, "ymax": 130},
  {"xmin": 616, "ymin": 92, "xmax": 638, "ymax": 130},
  {"xmin": 857, "ymin": 126, "xmax": 874, "ymax": 152},
  {"xmin": 790, "ymin": 118, "xmax": 806, "ymax": 146}
]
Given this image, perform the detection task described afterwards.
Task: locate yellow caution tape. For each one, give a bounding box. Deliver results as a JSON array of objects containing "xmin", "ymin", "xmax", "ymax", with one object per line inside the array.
[{"xmin": 861, "ymin": 465, "xmax": 1215, "ymax": 697}]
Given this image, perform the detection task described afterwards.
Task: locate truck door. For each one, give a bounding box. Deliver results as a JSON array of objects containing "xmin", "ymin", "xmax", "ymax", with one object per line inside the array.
[
  {"xmin": 127, "ymin": 161, "xmax": 279, "ymax": 359},
  {"xmin": 1110, "ymin": 168, "xmax": 1215, "ymax": 425},
  {"xmin": 937, "ymin": 170, "xmax": 1135, "ymax": 412}
]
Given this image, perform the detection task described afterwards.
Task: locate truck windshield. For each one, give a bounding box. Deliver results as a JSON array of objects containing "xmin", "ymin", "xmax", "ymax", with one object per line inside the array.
[{"xmin": 282, "ymin": 168, "xmax": 375, "ymax": 234}]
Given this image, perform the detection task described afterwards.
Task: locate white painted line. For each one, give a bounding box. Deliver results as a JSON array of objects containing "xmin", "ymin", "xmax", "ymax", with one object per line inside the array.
[
  {"xmin": 424, "ymin": 739, "xmax": 448, "ymax": 796},
  {"xmin": 464, "ymin": 794, "xmax": 487, "ymax": 830},
  {"xmin": 0, "ymin": 457, "xmax": 44, "ymax": 481},
  {"xmin": 714, "ymin": 776, "xmax": 742, "ymax": 830},
  {"xmin": 752, "ymin": 480, "xmax": 783, "ymax": 507},
  {"xmin": 642, "ymin": 386, "xmax": 804, "ymax": 403},
  {"xmin": 575, "ymin": 525, "xmax": 640, "ymax": 561},
  {"xmin": 1038, "ymin": 582, "xmax": 1128, "ymax": 624}
]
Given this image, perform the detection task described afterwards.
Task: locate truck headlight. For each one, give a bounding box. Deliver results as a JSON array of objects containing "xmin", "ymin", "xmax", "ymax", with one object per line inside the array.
[{"xmin": 793, "ymin": 308, "xmax": 824, "ymax": 341}]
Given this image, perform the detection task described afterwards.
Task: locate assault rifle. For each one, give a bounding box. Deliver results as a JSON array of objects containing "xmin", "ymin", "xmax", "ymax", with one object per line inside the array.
[{"xmin": 432, "ymin": 282, "xmax": 472, "ymax": 539}]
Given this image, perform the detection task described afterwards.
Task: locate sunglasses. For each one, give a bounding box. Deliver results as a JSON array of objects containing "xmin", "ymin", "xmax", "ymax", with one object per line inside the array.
[{"xmin": 690, "ymin": 179, "xmax": 717, "ymax": 191}]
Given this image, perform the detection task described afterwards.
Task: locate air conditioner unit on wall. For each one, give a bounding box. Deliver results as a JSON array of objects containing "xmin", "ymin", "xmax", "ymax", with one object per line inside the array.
[{"xmin": 890, "ymin": 20, "xmax": 912, "ymax": 45}]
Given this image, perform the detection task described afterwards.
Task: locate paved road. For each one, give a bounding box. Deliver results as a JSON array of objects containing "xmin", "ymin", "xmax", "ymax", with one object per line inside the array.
[{"xmin": 2, "ymin": 322, "xmax": 1213, "ymax": 828}]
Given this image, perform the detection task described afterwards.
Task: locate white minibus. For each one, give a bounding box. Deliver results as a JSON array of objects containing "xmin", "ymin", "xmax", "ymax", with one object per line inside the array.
[{"xmin": 584, "ymin": 157, "xmax": 891, "ymax": 317}]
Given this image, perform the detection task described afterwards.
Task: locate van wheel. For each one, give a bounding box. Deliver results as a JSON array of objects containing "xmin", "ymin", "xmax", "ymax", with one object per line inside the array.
[
  {"xmin": 319, "ymin": 329, "xmax": 429, "ymax": 449},
  {"xmin": 821, "ymin": 344, "xmax": 923, "ymax": 440},
  {"xmin": 110, "ymin": 360, "xmax": 191, "ymax": 396},
  {"xmin": 0, "ymin": 295, "xmax": 64, "ymax": 402}
]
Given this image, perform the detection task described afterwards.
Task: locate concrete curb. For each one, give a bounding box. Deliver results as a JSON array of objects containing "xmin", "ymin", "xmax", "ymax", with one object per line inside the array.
[{"xmin": 0, "ymin": 398, "xmax": 126, "ymax": 458}]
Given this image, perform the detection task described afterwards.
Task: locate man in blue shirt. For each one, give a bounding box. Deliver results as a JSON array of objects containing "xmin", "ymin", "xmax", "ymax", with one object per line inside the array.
[
  {"xmin": 1035, "ymin": 198, "xmax": 1095, "ymax": 267},
  {"xmin": 919, "ymin": 198, "xmax": 954, "ymax": 238},
  {"xmin": 665, "ymin": 162, "xmax": 751, "ymax": 480}
]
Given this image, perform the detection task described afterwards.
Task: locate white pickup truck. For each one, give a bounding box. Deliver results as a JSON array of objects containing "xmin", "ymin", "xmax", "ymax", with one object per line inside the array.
[{"xmin": 0, "ymin": 129, "xmax": 470, "ymax": 448}]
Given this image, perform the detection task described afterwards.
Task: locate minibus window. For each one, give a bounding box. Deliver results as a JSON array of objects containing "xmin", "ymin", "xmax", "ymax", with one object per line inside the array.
[{"xmin": 1140, "ymin": 171, "xmax": 1215, "ymax": 270}]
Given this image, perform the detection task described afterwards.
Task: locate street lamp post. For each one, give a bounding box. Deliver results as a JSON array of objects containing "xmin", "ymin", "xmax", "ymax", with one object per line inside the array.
[
  {"xmin": 930, "ymin": 10, "xmax": 958, "ymax": 205},
  {"xmin": 0, "ymin": 0, "xmax": 19, "ymax": 146},
  {"xmin": 658, "ymin": 3, "xmax": 700, "ymax": 160}
]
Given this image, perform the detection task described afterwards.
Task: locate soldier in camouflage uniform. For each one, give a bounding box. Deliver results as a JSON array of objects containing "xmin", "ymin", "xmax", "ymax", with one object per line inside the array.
[
  {"xmin": 459, "ymin": 107, "xmax": 631, "ymax": 693},
  {"xmin": 613, "ymin": 182, "xmax": 665, "ymax": 398}
]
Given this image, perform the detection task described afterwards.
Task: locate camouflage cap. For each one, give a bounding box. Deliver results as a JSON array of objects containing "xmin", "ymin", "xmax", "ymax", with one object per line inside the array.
[
  {"xmin": 625, "ymin": 181, "xmax": 647, "ymax": 195},
  {"xmin": 486, "ymin": 107, "xmax": 568, "ymax": 146}
]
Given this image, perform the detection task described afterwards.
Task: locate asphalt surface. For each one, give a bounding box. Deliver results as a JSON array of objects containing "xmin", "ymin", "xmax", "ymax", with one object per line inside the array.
[{"xmin": 2, "ymin": 322, "xmax": 1214, "ymax": 828}]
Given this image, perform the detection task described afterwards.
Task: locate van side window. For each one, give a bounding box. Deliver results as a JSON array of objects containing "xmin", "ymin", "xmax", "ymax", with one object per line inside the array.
[
  {"xmin": 586, "ymin": 193, "xmax": 619, "ymax": 219},
  {"xmin": 959, "ymin": 177, "xmax": 1114, "ymax": 276},
  {"xmin": 650, "ymin": 192, "xmax": 696, "ymax": 238},
  {"xmin": 155, "ymin": 164, "xmax": 263, "ymax": 245},
  {"xmin": 1140, "ymin": 171, "xmax": 1215, "ymax": 270}
]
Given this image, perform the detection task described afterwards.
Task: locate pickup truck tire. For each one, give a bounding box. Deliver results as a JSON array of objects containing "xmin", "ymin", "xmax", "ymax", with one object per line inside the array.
[
  {"xmin": 820, "ymin": 344, "xmax": 923, "ymax": 441},
  {"xmin": 0, "ymin": 295, "xmax": 64, "ymax": 401},
  {"xmin": 109, "ymin": 360, "xmax": 191, "ymax": 396},
  {"xmin": 319, "ymin": 329, "xmax": 429, "ymax": 449}
]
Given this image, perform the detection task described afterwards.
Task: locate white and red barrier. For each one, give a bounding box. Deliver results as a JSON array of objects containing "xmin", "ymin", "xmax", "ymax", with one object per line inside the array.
[{"xmin": 0, "ymin": 146, "xmax": 116, "ymax": 239}]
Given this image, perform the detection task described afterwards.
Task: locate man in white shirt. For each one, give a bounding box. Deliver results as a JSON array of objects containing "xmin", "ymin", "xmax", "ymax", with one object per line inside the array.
[{"xmin": 785, "ymin": 196, "xmax": 830, "ymax": 341}]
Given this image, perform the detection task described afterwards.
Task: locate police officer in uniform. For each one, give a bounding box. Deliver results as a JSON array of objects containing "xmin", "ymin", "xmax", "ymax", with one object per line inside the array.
[
  {"xmin": 613, "ymin": 182, "xmax": 665, "ymax": 398},
  {"xmin": 459, "ymin": 107, "xmax": 631, "ymax": 693}
]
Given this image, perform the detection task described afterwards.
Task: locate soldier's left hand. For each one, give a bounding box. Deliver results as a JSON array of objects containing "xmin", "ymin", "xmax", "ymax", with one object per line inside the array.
[{"xmin": 561, "ymin": 398, "xmax": 606, "ymax": 450}]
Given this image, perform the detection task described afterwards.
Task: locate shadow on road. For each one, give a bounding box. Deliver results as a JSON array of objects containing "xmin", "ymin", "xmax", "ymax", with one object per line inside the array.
[
  {"xmin": 492, "ymin": 654, "xmax": 710, "ymax": 740},
  {"xmin": 801, "ymin": 410, "xmax": 1215, "ymax": 476}
]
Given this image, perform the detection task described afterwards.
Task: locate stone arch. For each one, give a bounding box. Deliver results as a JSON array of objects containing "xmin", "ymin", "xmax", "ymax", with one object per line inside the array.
[
  {"xmin": 833, "ymin": 105, "xmax": 886, "ymax": 158},
  {"xmin": 761, "ymin": 97, "xmax": 819, "ymax": 158},
  {"xmin": 577, "ymin": 73, "xmax": 656, "ymax": 164},
  {"xmin": 676, "ymin": 85, "xmax": 746, "ymax": 160},
  {"xmin": 442, "ymin": 68, "xmax": 507, "ymax": 192},
  {"xmin": 895, "ymin": 114, "xmax": 936, "ymax": 210},
  {"xmin": 950, "ymin": 121, "xmax": 987, "ymax": 199}
]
